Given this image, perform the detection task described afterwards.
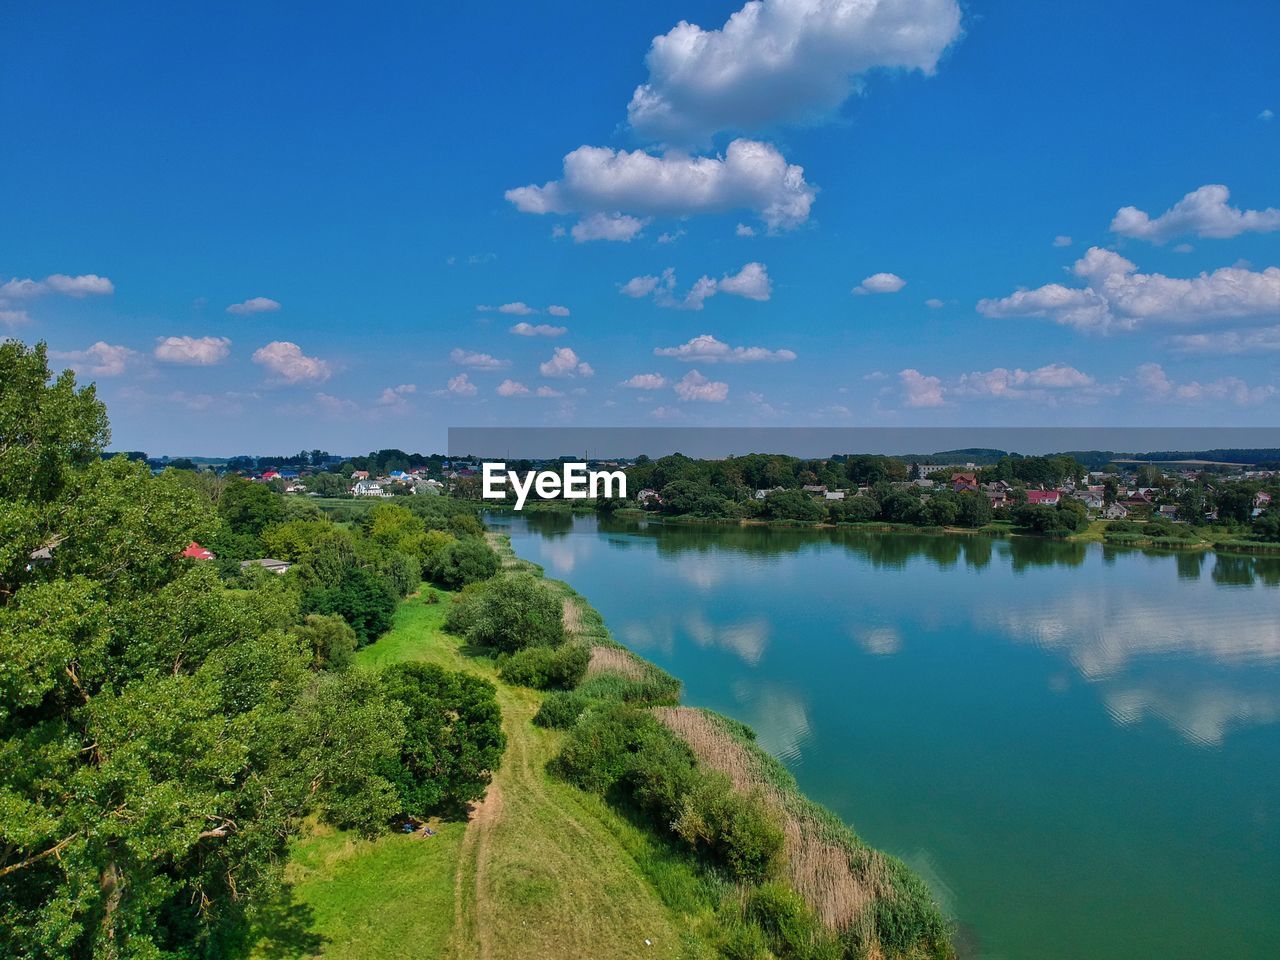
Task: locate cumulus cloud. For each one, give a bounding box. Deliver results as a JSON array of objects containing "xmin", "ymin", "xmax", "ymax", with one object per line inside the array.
[
  {"xmin": 899, "ymin": 368, "xmax": 944, "ymax": 407},
  {"xmin": 2, "ymin": 273, "xmax": 114, "ymax": 299},
  {"xmin": 658, "ymin": 229, "xmax": 685, "ymax": 244},
  {"xmin": 547, "ymin": 304, "xmax": 570, "ymax": 317},
  {"xmin": 509, "ymin": 322, "xmax": 567, "ymax": 337},
  {"xmin": 226, "ymin": 296, "xmax": 281, "ymax": 315},
  {"xmin": 1111, "ymin": 184, "xmax": 1280, "ymax": 243},
  {"xmin": 654, "ymin": 333, "xmax": 796, "ymax": 363},
  {"xmin": 450, "ymin": 347, "xmax": 511, "ymax": 370},
  {"xmin": 154, "ymin": 335, "xmax": 232, "ymax": 365},
  {"xmin": 736, "ymin": 223, "xmax": 756, "ymax": 237},
  {"xmin": 620, "ymin": 262, "xmax": 771, "ymax": 309},
  {"xmin": 496, "ymin": 379, "xmax": 530, "ymax": 397},
  {"xmin": 1168, "ymin": 326, "xmax": 1280, "ymax": 354},
  {"xmin": 539, "ymin": 346, "xmax": 594, "ymax": 378},
  {"xmin": 535, "ymin": 386, "xmax": 564, "ymax": 398},
  {"xmin": 498, "ymin": 301, "xmax": 537, "ymax": 315},
  {"xmin": 443, "ymin": 373, "xmax": 478, "ymax": 397},
  {"xmin": 49, "ymin": 341, "xmax": 137, "ymax": 377},
  {"xmin": 1134, "ymin": 362, "xmax": 1275, "ymax": 406},
  {"xmin": 571, "ymin": 212, "xmax": 649, "ymax": 243},
  {"xmin": 621, "ymin": 373, "xmax": 669, "ymax": 389},
  {"xmin": 378, "ymin": 383, "xmax": 417, "ymax": 406},
  {"xmin": 0, "ymin": 308, "xmax": 31, "ymax": 327},
  {"xmin": 674, "ymin": 369, "xmax": 729, "ymax": 402},
  {"xmin": 506, "ymin": 139, "xmax": 816, "ymax": 232},
  {"xmin": 252, "ymin": 341, "xmax": 331, "ymax": 383},
  {"xmin": 626, "ymin": 0, "xmax": 963, "ymax": 145},
  {"xmin": 954, "ymin": 363, "xmax": 1095, "ymax": 399},
  {"xmin": 977, "ymin": 246, "xmax": 1280, "ymax": 333},
  {"xmin": 853, "ymin": 272, "xmax": 906, "ymax": 294}
]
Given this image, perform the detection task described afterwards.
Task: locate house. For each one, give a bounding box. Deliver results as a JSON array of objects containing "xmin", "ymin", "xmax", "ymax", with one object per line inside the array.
[
  {"xmin": 182, "ymin": 542, "xmax": 215, "ymax": 560},
  {"xmin": 917, "ymin": 462, "xmax": 976, "ymax": 477},
  {"xmin": 240, "ymin": 558, "xmax": 292, "ymax": 574},
  {"xmin": 952, "ymin": 472, "xmax": 979, "ymax": 492},
  {"xmin": 1156, "ymin": 505, "xmax": 1179, "ymax": 521},
  {"xmin": 1256, "ymin": 491, "xmax": 1273, "ymax": 517},
  {"xmin": 351, "ymin": 470, "xmax": 370, "ymax": 481},
  {"xmin": 754, "ymin": 486, "xmax": 786, "ymax": 500},
  {"xmin": 260, "ymin": 470, "xmax": 280, "ymax": 481},
  {"xmin": 1075, "ymin": 491, "xmax": 1105, "ymax": 511},
  {"xmin": 802, "ymin": 484, "xmax": 828, "ymax": 495},
  {"xmin": 637, "ymin": 488, "xmax": 661, "ymax": 505},
  {"xmin": 1103, "ymin": 502, "xmax": 1129, "ymax": 520},
  {"xmin": 824, "ymin": 490, "xmax": 846, "ymax": 501},
  {"xmin": 1024, "ymin": 490, "xmax": 1060, "ymax": 506},
  {"xmin": 984, "ymin": 488, "xmax": 1009, "ymax": 509},
  {"xmin": 415, "ymin": 477, "xmax": 445, "ymax": 495},
  {"xmin": 352, "ymin": 480, "xmax": 390, "ymax": 498},
  {"xmin": 284, "ymin": 482, "xmax": 307, "ymax": 494}
]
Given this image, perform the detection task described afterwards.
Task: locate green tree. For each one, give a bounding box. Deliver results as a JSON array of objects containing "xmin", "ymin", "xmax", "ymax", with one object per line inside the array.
[
  {"xmin": 445, "ymin": 573, "xmax": 565, "ymax": 652},
  {"xmin": 218, "ymin": 476, "xmax": 284, "ymax": 536},
  {"xmin": 379, "ymin": 663, "xmax": 505, "ymax": 815},
  {"xmin": 303, "ymin": 566, "xmax": 398, "ymax": 645}
]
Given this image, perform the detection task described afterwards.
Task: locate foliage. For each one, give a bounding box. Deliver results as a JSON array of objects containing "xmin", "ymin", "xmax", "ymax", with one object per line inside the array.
[
  {"xmin": 303, "ymin": 566, "xmax": 399, "ymax": 645},
  {"xmin": 532, "ymin": 690, "xmax": 594, "ymax": 729},
  {"xmin": 378, "ymin": 662, "xmax": 505, "ymax": 816},
  {"xmin": 444, "ymin": 573, "xmax": 565, "ymax": 653},
  {"xmin": 291, "ymin": 612, "xmax": 359, "ymax": 670},
  {"xmin": 499, "ymin": 643, "xmax": 590, "ymax": 690},
  {"xmin": 219, "ymin": 476, "xmax": 285, "ymax": 536}
]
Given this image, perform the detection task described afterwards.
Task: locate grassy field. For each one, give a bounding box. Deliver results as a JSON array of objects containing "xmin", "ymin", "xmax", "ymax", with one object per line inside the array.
[{"xmin": 250, "ymin": 581, "xmax": 712, "ymax": 960}]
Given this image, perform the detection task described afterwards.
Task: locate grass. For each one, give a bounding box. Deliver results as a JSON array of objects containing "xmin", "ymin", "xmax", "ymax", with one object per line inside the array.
[{"xmin": 250, "ymin": 574, "xmax": 713, "ymax": 960}]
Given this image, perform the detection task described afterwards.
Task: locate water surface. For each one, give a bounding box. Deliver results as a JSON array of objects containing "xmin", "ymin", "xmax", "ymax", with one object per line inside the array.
[{"xmin": 489, "ymin": 512, "xmax": 1280, "ymax": 960}]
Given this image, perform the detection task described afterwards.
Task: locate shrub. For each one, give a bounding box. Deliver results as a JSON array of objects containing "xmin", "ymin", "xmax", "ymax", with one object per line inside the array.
[
  {"xmin": 552, "ymin": 704, "xmax": 658, "ymax": 794},
  {"xmin": 499, "ymin": 644, "xmax": 589, "ymax": 690},
  {"xmin": 290, "ymin": 613, "xmax": 358, "ymax": 671},
  {"xmin": 672, "ymin": 775, "xmax": 783, "ymax": 883},
  {"xmin": 427, "ymin": 536, "xmax": 499, "ymax": 588},
  {"xmin": 744, "ymin": 882, "xmax": 841, "ymax": 960},
  {"xmin": 444, "ymin": 572, "xmax": 564, "ymax": 653},
  {"xmin": 376, "ymin": 549, "xmax": 422, "ymax": 598},
  {"xmin": 532, "ymin": 690, "xmax": 593, "ymax": 729},
  {"xmin": 302, "ymin": 566, "xmax": 398, "ymax": 645}
]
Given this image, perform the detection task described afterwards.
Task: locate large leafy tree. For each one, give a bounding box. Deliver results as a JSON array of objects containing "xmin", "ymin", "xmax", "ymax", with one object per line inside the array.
[{"xmin": 0, "ymin": 342, "xmax": 405, "ymax": 959}]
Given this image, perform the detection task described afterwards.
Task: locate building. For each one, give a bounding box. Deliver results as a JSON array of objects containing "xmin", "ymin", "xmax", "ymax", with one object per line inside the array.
[
  {"xmin": 824, "ymin": 490, "xmax": 846, "ymax": 501},
  {"xmin": 240, "ymin": 558, "xmax": 292, "ymax": 574},
  {"xmin": 1024, "ymin": 490, "xmax": 1060, "ymax": 506},
  {"xmin": 1103, "ymin": 502, "xmax": 1129, "ymax": 520},
  {"xmin": 951, "ymin": 472, "xmax": 979, "ymax": 492},
  {"xmin": 352, "ymin": 480, "xmax": 390, "ymax": 498},
  {"xmin": 182, "ymin": 542, "xmax": 215, "ymax": 560},
  {"xmin": 917, "ymin": 462, "xmax": 976, "ymax": 477}
]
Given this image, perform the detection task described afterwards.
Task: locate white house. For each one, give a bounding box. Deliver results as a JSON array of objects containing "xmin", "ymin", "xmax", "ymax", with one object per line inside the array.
[{"xmin": 353, "ymin": 479, "xmax": 390, "ymax": 498}]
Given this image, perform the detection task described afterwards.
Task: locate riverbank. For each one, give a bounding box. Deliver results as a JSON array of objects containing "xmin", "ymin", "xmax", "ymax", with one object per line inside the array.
[{"xmin": 251, "ymin": 534, "xmax": 954, "ymax": 959}]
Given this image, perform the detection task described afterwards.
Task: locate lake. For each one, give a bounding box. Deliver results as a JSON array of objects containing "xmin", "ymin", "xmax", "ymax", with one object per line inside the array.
[{"xmin": 487, "ymin": 511, "xmax": 1280, "ymax": 960}]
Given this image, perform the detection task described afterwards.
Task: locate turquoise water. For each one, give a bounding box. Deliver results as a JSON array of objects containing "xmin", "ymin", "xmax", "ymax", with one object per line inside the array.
[{"xmin": 488, "ymin": 512, "xmax": 1280, "ymax": 960}]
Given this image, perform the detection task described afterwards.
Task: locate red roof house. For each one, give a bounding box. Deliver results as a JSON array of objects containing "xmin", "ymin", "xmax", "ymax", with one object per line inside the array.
[
  {"xmin": 1024, "ymin": 490, "xmax": 1061, "ymax": 506},
  {"xmin": 182, "ymin": 541, "xmax": 215, "ymax": 560}
]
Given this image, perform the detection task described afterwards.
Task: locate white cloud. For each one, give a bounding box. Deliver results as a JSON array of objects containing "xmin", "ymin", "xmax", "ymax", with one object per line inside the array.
[
  {"xmin": 1053, "ymin": 235, "xmax": 1073, "ymax": 247},
  {"xmin": 498, "ymin": 301, "xmax": 537, "ymax": 315},
  {"xmin": 674, "ymin": 369, "xmax": 729, "ymax": 402},
  {"xmin": 252, "ymin": 341, "xmax": 331, "ymax": 383},
  {"xmin": 621, "ymin": 373, "xmax": 669, "ymax": 389},
  {"xmin": 539, "ymin": 346, "xmax": 594, "ymax": 378},
  {"xmin": 657, "ymin": 229, "xmax": 685, "ymax": 244},
  {"xmin": 977, "ymin": 246, "xmax": 1280, "ymax": 333},
  {"xmin": 535, "ymin": 386, "xmax": 564, "ymax": 398},
  {"xmin": 443, "ymin": 373, "xmax": 477, "ymax": 397},
  {"xmin": 626, "ymin": 0, "xmax": 963, "ymax": 145},
  {"xmin": 899, "ymin": 368, "xmax": 944, "ymax": 407},
  {"xmin": 1111, "ymin": 184, "xmax": 1280, "ymax": 243},
  {"xmin": 506, "ymin": 138, "xmax": 816, "ymax": 232},
  {"xmin": 571, "ymin": 212, "xmax": 649, "ymax": 243},
  {"xmin": 0, "ymin": 308, "xmax": 31, "ymax": 327},
  {"xmin": 226, "ymin": 296, "xmax": 281, "ymax": 315},
  {"xmin": 509, "ymin": 321, "xmax": 567, "ymax": 337},
  {"xmin": 736, "ymin": 223, "xmax": 756, "ymax": 237},
  {"xmin": 654, "ymin": 333, "xmax": 796, "ymax": 363},
  {"xmin": 954, "ymin": 363, "xmax": 1095, "ymax": 399},
  {"xmin": 154, "ymin": 335, "xmax": 232, "ymax": 365},
  {"xmin": 716, "ymin": 261, "xmax": 772, "ymax": 300},
  {"xmin": 1173, "ymin": 243, "xmax": 1194, "ymax": 254},
  {"xmin": 2, "ymin": 273, "xmax": 114, "ymax": 299},
  {"xmin": 1134, "ymin": 362, "xmax": 1275, "ymax": 406},
  {"xmin": 1168, "ymin": 326, "xmax": 1280, "ymax": 354},
  {"xmin": 49, "ymin": 341, "xmax": 137, "ymax": 377},
  {"xmin": 854, "ymin": 272, "xmax": 906, "ymax": 294},
  {"xmin": 1261, "ymin": 109, "xmax": 1275, "ymax": 121},
  {"xmin": 378, "ymin": 383, "xmax": 417, "ymax": 406},
  {"xmin": 547, "ymin": 304, "xmax": 570, "ymax": 317},
  {"xmin": 621, "ymin": 262, "xmax": 771, "ymax": 309},
  {"xmin": 496, "ymin": 379, "xmax": 530, "ymax": 397},
  {"xmin": 450, "ymin": 347, "xmax": 511, "ymax": 370},
  {"xmin": 924, "ymin": 297, "xmax": 944, "ymax": 309}
]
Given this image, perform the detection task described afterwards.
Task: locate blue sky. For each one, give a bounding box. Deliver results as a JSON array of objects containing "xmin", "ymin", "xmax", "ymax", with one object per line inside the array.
[{"xmin": 3, "ymin": 0, "xmax": 1279, "ymax": 455}]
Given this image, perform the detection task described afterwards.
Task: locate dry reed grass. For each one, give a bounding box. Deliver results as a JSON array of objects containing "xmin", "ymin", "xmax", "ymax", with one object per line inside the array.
[
  {"xmin": 653, "ymin": 706, "xmax": 894, "ymax": 941},
  {"xmin": 585, "ymin": 645, "xmax": 650, "ymax": 682}
]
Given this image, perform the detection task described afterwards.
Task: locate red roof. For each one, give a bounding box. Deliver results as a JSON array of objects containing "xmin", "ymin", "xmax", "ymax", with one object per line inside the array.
[
  {"xmin": 1025, "ymin": 490, "xmax": 1060, "ymax": 505},
  {"xmin": 182, "ymin": 541, "xmax": 215, "ymax": 560}
]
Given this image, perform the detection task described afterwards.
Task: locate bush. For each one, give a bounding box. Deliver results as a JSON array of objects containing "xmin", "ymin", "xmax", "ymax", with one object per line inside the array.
[
  {"xmin": 499, "ymin": 644, "xmax": 589, "ymax": 690},
  {"xmin": 376, "ymin": 549, "xmax": 422, "ymax": 598},
  {"xmin": 378, "ymin": 662, "xmax": 505, "ymax": 816},
  {"xmin": 444, "ymin": 572, "xmax": 565, "ymax": 653},
  {"xmin": 532, "ymin": 690, "xmax": 593, "ymax": 729},
  {"xmin": 672, "ymin": 775, "xmax": 783, "ymax": 883},
  {"xmin": 552, "ymin": 704, "xmax": 658, "ymax": 794},
  {"xmin": 290, "ymin": 613, "xmax": 358, "ymax": 671},
  {"xmin": 426, "ymin": 536, "xmax": 499, "ymax": 588},
  {"xmin": 744, "ymin": 882, "xmax": 841, "ymax": 960},
  {"xmin": 303, "ymin": 566, "xmax": 398, "ymax": 645}
]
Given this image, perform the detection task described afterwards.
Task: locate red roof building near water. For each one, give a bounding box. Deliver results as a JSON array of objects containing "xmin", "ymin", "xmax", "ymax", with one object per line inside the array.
[{"xmin": 182, "ymin": 542, "xmax": 215, "ymax": 560}]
